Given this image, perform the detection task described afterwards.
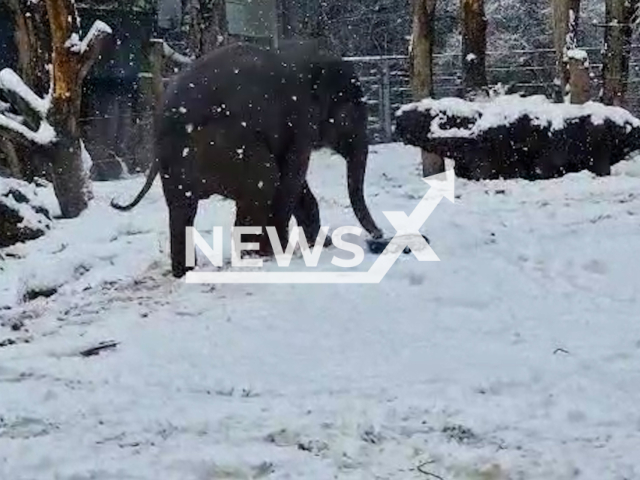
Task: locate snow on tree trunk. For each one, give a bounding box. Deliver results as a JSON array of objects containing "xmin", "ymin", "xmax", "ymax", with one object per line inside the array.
[
  {"xmin": 0, "ymin": 0, "xmax": 111, "ymax": 219},
  {"xmin": 461, "ymin": 0, "xmax": 488, "ymax": 95},
  {"xmin": 552, "ymin": 0, "xmax": 581, "ymax": 100},
  {"xmin": 184, "ymin": 0, "xmax": 228, "ymax": 57},
  {"xmin": 602, "ymin": 0, "xmax": 637, "ymax": 107},
  {"xmin": 409, "ymin": 0, "xmax": 444, "ymax": 177}
]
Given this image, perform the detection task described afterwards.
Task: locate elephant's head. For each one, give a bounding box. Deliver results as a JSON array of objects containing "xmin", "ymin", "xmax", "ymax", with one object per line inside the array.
[{"xmin": 308, "ymin": 58, "xmax": 384, "ymax": 239}]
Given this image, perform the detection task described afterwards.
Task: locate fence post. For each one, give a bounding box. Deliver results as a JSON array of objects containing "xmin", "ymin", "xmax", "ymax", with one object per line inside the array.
[
  {"xmin": 381, "ymin": 60, "xmax": 393, "ymax": 142},
  {"xmin": 149, "ymin": 39, "xmax": 166, "ymax": 117}
]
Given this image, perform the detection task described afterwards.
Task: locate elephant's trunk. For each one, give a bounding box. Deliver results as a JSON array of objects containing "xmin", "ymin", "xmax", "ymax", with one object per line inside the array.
[{"xmin": 347, "ymin": 144, "xmax": 383, "ymax": 239}]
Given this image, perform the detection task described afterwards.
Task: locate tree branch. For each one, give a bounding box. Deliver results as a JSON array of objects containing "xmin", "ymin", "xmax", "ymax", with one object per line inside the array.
[
  {"xmin": 0, "ymin": 69, "xmax": 50, "ymax": 118},
  {"xmin": 0, "ymin": 112, "xmax": 56, "ymax": 146},
  {"xmin": 161, "ymin": 40, "xmax": 193, "ymax": 66},
  {"xmin": 78, "ymin": 20, "xmax": 113, "ymax": 81}
]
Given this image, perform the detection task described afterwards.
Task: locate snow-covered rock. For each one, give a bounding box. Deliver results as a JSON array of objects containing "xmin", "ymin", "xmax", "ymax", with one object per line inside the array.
[
  {"xmin": 0, "ymin": 177, "xmax": 51, "ymax": 248},
  {"xmin": 396, "ymin": 94, "xmax": 640, "ymax": 180}
]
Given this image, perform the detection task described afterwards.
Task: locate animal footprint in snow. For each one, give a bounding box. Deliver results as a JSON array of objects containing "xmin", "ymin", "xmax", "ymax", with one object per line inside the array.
[{"xmin": 582, "ymin": 259, "xmax": 607, "ymax": 275}]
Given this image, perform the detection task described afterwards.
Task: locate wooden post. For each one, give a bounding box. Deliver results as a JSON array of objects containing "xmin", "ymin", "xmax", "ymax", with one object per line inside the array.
[
  {"xmin": 602, "ymin": 0, "xmax": 637, "ymax": 106},
  {"xmin": 381, "ymin": 61, "xmax": 393, "ymax": 143},
  {"xmin": 551, "ymin": 0, "xmax": 581, "ymax": 100},
  {"xmin": 461, "ymin": 0, "xmax": 488, "ymax": 95},
  {"xmin": 409, "ymin": 0, "xmax": 444, "ymax": 177},
  {"xmin": 149, "ymin": 39, "xmax": 166, "ymax": 115}
]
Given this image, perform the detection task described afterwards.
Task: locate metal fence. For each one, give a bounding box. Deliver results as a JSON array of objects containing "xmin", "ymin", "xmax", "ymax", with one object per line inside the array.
[{"xmin": 345, "ymin": 44, "xmax": 640, "ymax": 144}]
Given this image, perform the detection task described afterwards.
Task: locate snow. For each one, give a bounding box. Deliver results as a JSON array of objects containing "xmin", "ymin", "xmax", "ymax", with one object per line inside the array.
[
  {"xmin": 565, "ymin": 48, "xmax": 589, "ymax": 63},
  {"xmin": 65, "ymin": 21, "xmax": 112, "ymax": 54},
  {"xmin": 80, "ymin": 21, "xmax": 112, "ymax": 53},
  {"xmin": 0, "ymin": 112, "xmax": 56, "ymax": 146},
  {"xmin": 0, "ymin": 69, "xmax": 55, "ymax": 145},
  {"xmin": 2, "ymin": 144, "xmax": 640, "ymax": 479},
  {"xmin": 0, "ymin": 177, "xmax": 51, "ymax": 232},
  {"xmin": 397, "ymin": 94, "xmax": 640, "ymax": 138},
  {"xmin": 80, "ymin": 140, "xmax": 94, "ymax": 202},
  {"xmin": 81, "ymin": 140, "xmax": 92, "ymax": 172},
  {"xmin": 0, "ymin": 68, "xmax": 50, "ymax": 117}
]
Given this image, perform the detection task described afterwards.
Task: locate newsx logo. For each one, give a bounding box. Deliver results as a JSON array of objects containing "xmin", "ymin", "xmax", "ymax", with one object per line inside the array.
[
  {"xmin": 187, "ymin": 225, "xmax": 370, "ymax": 270},
  {"xmin": 185, "ymin": 170, "xmax": 455, "ymax": 284}
]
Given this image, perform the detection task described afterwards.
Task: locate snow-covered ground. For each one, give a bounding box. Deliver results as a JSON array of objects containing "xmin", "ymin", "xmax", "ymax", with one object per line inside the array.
[{"xmin": 2, "ymin": 144, "xmax": 640, "ymax": 480}]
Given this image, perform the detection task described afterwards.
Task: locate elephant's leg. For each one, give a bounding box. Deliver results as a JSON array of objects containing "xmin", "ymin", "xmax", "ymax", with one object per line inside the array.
[
  {"xmin": 229, "ymin": 143, "xmax": 279, "ymax": 256},
  {"xmin": 235, "ymin": 199, "xmax": 273, "ymax": 257},
  {"xmin": 272, "ymin": 148, "xmax": 311, "ymax": 251},
  {"xmin": 168, "ymin": 199, "xmax": 198, "ymax": 278},
  {"xmin": 294, "ymin": 181, "xmax": 331, "ymax": 247}
]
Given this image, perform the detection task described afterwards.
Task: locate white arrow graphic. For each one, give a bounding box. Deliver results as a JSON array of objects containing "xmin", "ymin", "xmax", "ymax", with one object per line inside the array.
[{"xmin": 186, "ymin": 169, "xmax": 455, "ymax": 284}]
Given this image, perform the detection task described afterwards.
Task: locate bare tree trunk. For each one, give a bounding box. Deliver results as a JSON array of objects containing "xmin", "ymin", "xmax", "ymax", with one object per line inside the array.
[
  {"xmin": 4, "ymin": 0, "xmax": 51, "ymax": 181},
  {"xmin": 45, "ymin": 0, "xmax": 91, "ymax": 217},
  {"xmin": 410, "ymin": 0, "xmax": 444, "ymax": 177},
  {"xmin": 552, "ymin": 0, "xmax": 581, "ymax": 100},
  {"xmin": 602, "ymin": 0, "xmax": 637, "ymax": 106},
  {"xmin": 43, "ymin": 0, "xmax": 110, "ymax": 218},
  {"xmin": 461, "ymin": 0, "xmax": 487, "ymax": 95},
  {"xmin": 184, "ymin": 0, "xmax": 228, "ymax": 57},
  {"xmin": 410, "ymin": 0, "xmax": 437, "ymax": 99}
]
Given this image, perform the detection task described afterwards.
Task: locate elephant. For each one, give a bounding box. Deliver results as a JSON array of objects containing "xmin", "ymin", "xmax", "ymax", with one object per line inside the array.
[{"xmin": 112, "ymin": 42, "xmax": 384, "ymax": 278}]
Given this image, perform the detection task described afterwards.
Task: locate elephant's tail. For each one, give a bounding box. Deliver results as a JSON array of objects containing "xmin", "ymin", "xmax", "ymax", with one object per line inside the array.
[{"xmin": 110, "ymin": 160, "xmax": 160, "ymax": 212}]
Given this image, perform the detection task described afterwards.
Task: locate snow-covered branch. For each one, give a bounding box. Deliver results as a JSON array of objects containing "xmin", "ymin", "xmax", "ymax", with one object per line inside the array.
[
  {"xmin": 0, "ymin": 68, "xmax": 55, "ymax": 146},
  {"xmin": 77, "ymin": 20, "xmax": 113, "ymax": 81},
  {"xmin": 0, "ymin": 69, "xmax": 50, "ymax": 118},
  {"xmin": 0, "ymin": 111, "xmax": 56, "ymax": 146}
]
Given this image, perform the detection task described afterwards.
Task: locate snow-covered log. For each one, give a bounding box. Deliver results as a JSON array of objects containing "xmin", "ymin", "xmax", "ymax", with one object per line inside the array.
[
  {"xmin": 395, "ymin": 94, "xmax": 640, "ymax": 180},
  {"xmin": 0, "ymin": 176, "xmax": 51, "ymax": 248}
]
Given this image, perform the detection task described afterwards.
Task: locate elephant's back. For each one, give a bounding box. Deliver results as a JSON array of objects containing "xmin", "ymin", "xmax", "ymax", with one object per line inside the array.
[{"xmin": 156, "ymin": 43, "xmax": 293, "ymax": 138}]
